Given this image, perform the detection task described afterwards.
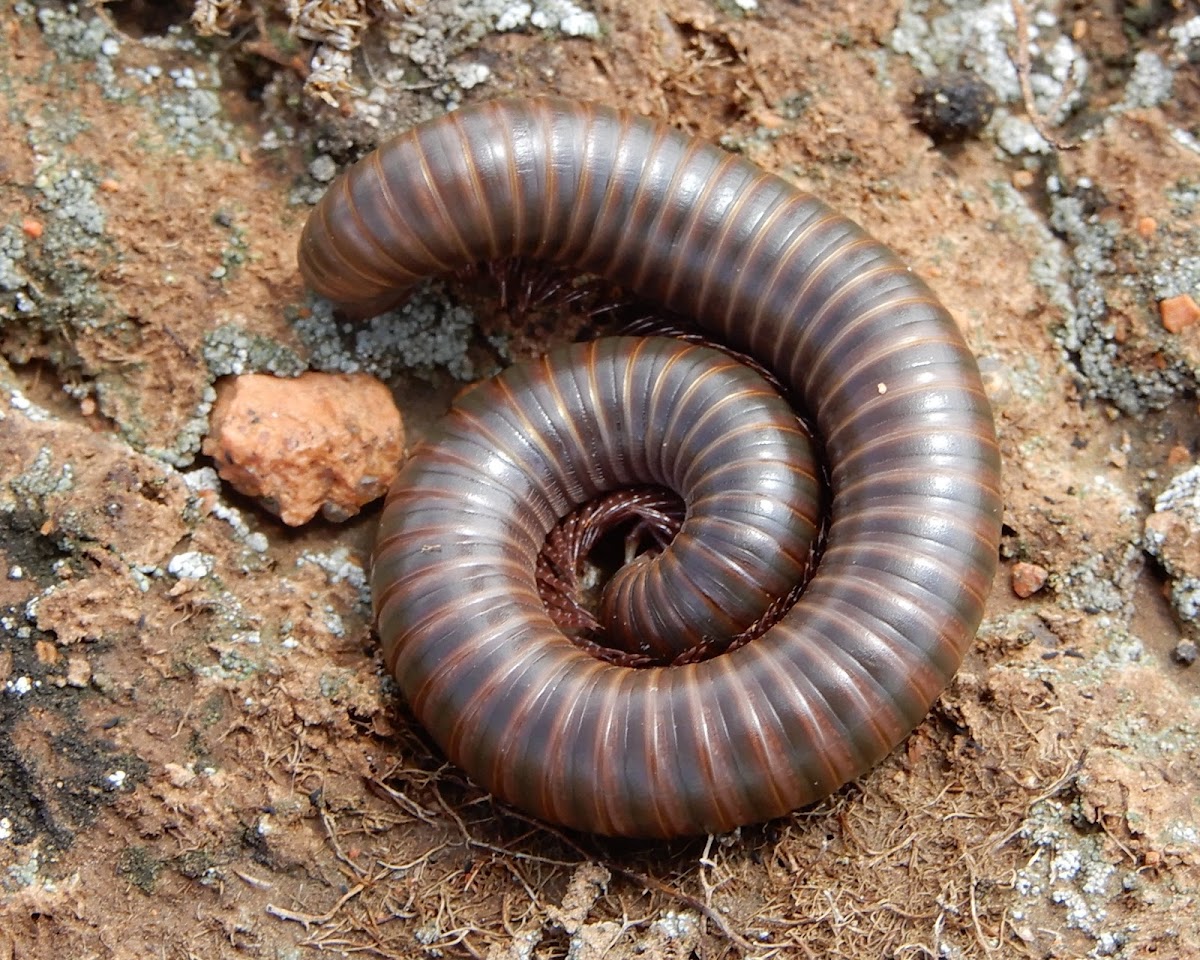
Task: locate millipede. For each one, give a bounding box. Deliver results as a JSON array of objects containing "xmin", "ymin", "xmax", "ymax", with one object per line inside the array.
[{"xmin": 298, "ymin": 97, "xmax": 1002, "ymax": 838}]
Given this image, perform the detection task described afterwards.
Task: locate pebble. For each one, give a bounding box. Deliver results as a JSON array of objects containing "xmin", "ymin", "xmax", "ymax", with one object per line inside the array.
[
  {"xmin": 1144, "ymin": 465, "xmax": 1200, "ymax": 632},
  {"xmin": 1012, "ymin": 169, "xmax": 1036, "ymax": 189},
  {"xmin": 66, "ymin": 656, "xmax": 91, "ymax": 688},
  {"xmin": 203, "ymin": 372, "xmax": 405, "ymax": 525},
  {"xmin": 308, "ymin": 155, "xmax": 338, "ymax": 184},
  {"xmin": 1167, "ymin": 445, "xmax": 1191, "ymax": 469},
  {"xmin": 167, "ymin": 550, "xmax": 215, "ymax": 580},
  {"xmin": 1160, "ymin": 293, "xmax": 1200, "ymax": 334},
  {"xmin": 1173, "ymin": 639, "xmax": 1197, "ymax": 666},
  {"xmin": 912, "ymin": 72, "xmax": 997, "ymax": 143},
  {"xmin": 1012, "ymin": 561, "xmax": 1050, "ymax": 598},
  {"xmin": 164, "ymin": 762, "xmax": 197, "ymax": 788}
]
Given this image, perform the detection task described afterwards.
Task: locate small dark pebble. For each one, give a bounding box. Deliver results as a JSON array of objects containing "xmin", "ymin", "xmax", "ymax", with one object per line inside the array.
[
  {"xmin": 913, "ymin": 72, "xmax": 997, "ymax": 143},
  {"xmin": 1122, "ymin": 0, "xmax": 1175, "ymax": 33},
  {"xmin": 1173, "ymin": 639, "xmax": 1198, "ymax": 666}
]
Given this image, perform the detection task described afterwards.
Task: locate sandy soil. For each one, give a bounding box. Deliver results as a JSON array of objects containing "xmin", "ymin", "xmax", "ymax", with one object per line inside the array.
[{"xmin": 2, "ymin": 0, "xmax": 1199, "ymax": 957}]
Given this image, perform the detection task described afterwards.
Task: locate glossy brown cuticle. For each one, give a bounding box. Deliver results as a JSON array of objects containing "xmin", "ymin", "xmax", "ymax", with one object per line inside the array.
[{"xmin": 299, "ymin": 97, "xmax": 1003, "ymax": 838}]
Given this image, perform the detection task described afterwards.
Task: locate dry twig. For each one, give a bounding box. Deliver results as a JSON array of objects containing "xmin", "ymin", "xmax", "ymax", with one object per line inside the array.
[{"xmin": 1009, "ymin": 0, "xmax": 1082, "ymax": 151}]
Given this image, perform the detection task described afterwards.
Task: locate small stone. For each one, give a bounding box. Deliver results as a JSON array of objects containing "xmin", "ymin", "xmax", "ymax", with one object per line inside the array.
[
  {"xmin": 34, "ymin": 640, "xmax": 59, "ymax": 665},
  {"xmin": 203, "ymin": 372, "xmax": 405, "ymax": 526},
  {"xmin": 913, "ymin": 72, "xmax": 997, "ymax": 143},
  {"xmin": 1160, "ymin": 293, "xmax": 1200, "ymax": 334},
  {"xmin": 1136, "ymin": 215, "xmax": 1157, "ymax": 238},
  {"xmin": 167, "ymin": 551, "xmax": 214, "ymax": 580},
  {"xmin": 1167, "ymin": 445, "xmax": 1191, "ymax": 469},
  {"xmin": 1145, "ymin": 466, "xmax": 1200, "ymax": 629},
  {"xmin": 164, "ymin": 762, "xmax": 197, "ymax": 788},
  {"xmin": 1172, "ymin": 639, "xmax": 1197, "ymax": 666},
  {"xmin": 1012, "ymin": 169, "xmax": 1035, "ymax": 189},
  {"xmin": 308, "ymin": 155, "xmax": 338, "ymax": 183},
  {"xmin": 66, "ymin": 656, "xmax": 92, "ymax": 688},
  {"xmin": 1012, "ymin": 562, "xmax": 1049, "ymax": 598}
]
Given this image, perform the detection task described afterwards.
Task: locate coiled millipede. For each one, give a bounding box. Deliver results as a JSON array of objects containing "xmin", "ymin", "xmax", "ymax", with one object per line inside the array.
[{"xmin": 299, "ymin": 97, "xmax": 1002, "ymax": 838}]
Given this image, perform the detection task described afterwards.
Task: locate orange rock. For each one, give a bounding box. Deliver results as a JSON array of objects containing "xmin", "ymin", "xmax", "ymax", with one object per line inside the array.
[
  {"xmin": 1160, "ymin": 294, "xmax": 1200, "ymax": 334},
  {"xmin": 203, "ymin": 372, "xmax": 405, "ymax": 525},
  {"xmin": 1011, "ymin": 561, "xmax": 1049, "ymax": 598},
  {"xmin": 1167, "ymin": 445, "xmax": 1191, "ymax": 469}
]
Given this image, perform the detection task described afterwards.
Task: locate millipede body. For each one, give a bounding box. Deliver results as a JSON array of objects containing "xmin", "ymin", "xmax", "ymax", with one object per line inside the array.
[{"xmin": 298, "ymin": 97, "xmax": 1002, "ymax": 838}]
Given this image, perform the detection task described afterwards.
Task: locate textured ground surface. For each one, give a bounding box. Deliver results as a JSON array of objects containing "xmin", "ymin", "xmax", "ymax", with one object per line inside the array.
[{"xmin": 1, "ymin": 0, "xmax": 1199, "ymax": 957}]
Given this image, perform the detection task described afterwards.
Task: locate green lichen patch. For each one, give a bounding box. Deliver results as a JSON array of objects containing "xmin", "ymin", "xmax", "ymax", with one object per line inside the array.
[
  {"xmin": 1054, "ymin": 181, "xmax": 1200, "ymax": 415},
  {"xmin": 2, "ymin": 4, "xmax": 306, "ymax": 467},
  {"xmin": 115, "ymin": 845, "xmax": 163, "ymax": 894},
  {"xmin": 201, "ymin": 321, "xmax": 306, "ymax": 377},
  {"xmin": 294, "ymin": 288, "xmax": 495, "ymax": 382}
]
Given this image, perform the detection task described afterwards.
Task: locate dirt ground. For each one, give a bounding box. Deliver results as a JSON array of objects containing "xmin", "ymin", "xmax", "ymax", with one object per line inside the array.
[{"xmin": 2, "ymin": 0, "xmax": 1199, "ymax": 957}]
